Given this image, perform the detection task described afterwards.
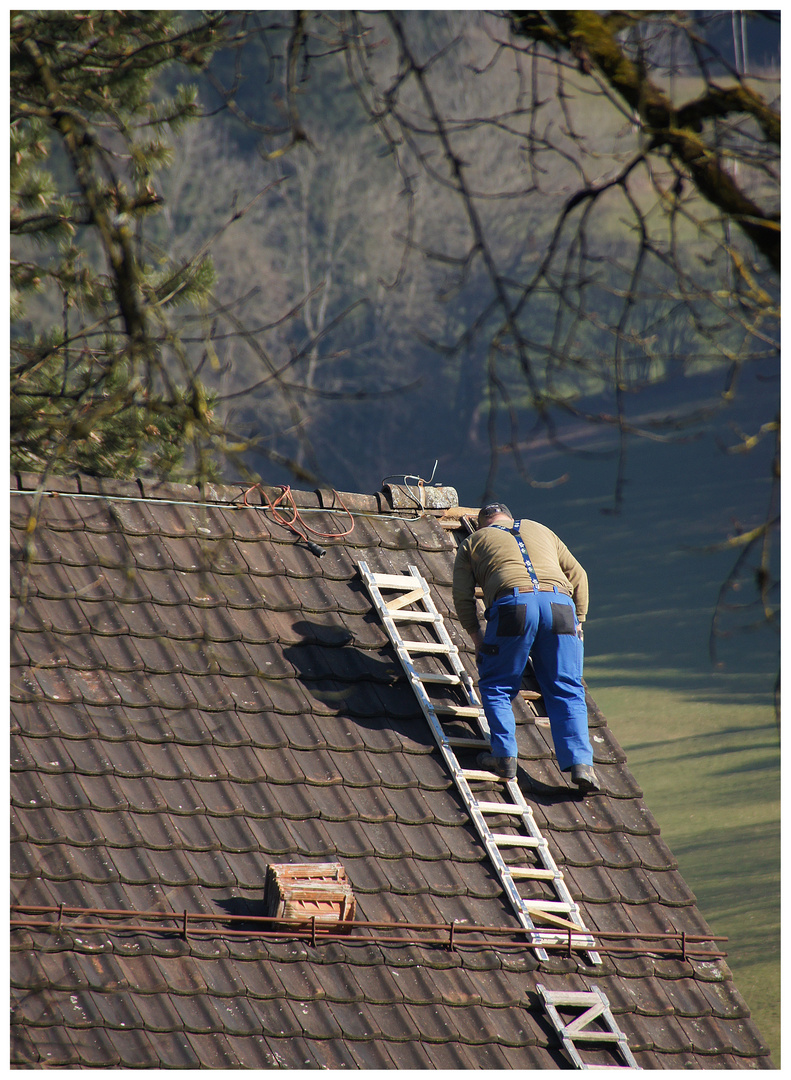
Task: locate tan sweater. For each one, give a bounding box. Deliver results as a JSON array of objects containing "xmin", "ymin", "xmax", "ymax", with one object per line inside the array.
[{"xmin": 452, "ymin": 518, "xmax": 589, "ymax": 633}]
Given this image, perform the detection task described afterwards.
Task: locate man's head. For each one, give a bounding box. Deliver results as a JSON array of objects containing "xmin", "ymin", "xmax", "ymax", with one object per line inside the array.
[{"xmin": 477, "ymin": 502, "xmax": 512, "ymax": 529}]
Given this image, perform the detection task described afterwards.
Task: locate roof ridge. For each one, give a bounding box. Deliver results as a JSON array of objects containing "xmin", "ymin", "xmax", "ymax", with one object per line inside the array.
[{"xmin": 12, "ymin": 472, "xmax": 462, "ymax": 519}]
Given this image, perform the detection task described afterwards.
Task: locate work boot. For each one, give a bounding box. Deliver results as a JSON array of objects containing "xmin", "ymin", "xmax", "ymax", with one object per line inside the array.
[
  {"xmin": 476, "ymin": 752, "xmax": 517, "ymax": 779},
  {"xmin": 570, "ymin": 763, "xmax": 602, "ymax": 794}
]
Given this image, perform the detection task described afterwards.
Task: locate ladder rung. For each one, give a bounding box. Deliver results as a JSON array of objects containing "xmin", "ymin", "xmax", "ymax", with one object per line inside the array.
[
  {"xmin": 414, "ymin": 672, "xmax": 461, "ymax": 685},
  {"xmin": 519, "ymin": 689, "xmax": 543, "ymax": 700},
  {"xmin": 536, "ymin": 933, "xmax": 595, "ymax": 949},
  {"xmin": 521, "ymin": 899, "xmax": 574, "ymax": 914},
  {"xmin": 462, "ymin": 769, "xmax": 509, "ymax": 782},
  {"xmin": 446, "ymin": 736, "xmax": 490, "ymax": 749},
  {"xmin": 544, "ymin": 992, "xmax": 602, "ymax": 1006},
  {"xmin": 370, "ymin": 573, "xmax": 422, "ymax": 588},
  {"xmin": 491, "ymin": 834, "xmax": 544, "ymax": 848},
  {"xmin": 509, "ymin": 867, "xmax": 559, "ymax": 881},
  {"xmin": 579, "ymin": 1066, "xmax": 635, "ymax": 1071},
  {"xmin": 402, "ymin": 641, "xmax": 453, "ymax": 654},
  {"xmin": 389, "ymin": 611, "xmax": 438, "ymax": 622},
  {"xmin": 566, "ymin": 1031, "xmax": 621, "ymax": 1043},
  {"xmin": 476, "ymin": 801, "xmax": 526, "ymax": 815},
  {"xmin": 528, "ymin": 911, "xmax": 589, "ymax": 933},
  {"xmin": 435, "ymin": 704, "xmax": 481, "ymax": 717}
]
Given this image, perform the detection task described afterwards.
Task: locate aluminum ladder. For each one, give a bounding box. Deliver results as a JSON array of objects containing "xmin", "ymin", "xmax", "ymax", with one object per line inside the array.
[
  {"xmin": 538, "ymin": 984, "xmax": 640, "ymax": 1069},
  {"xmin": 358, "ymin": 561, "xmax": 600, "ymax": 964}
]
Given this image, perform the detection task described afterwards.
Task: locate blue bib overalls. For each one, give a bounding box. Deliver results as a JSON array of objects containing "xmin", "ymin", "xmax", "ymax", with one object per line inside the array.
[{"xmin": 477, "ymin": 586, "xmax": 593, "ymax": 771}]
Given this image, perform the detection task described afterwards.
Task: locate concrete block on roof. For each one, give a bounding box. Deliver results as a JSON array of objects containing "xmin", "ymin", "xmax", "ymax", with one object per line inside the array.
[{"xmin": 383, "ymin": 483, "xmax": 459, "ymax": 510}]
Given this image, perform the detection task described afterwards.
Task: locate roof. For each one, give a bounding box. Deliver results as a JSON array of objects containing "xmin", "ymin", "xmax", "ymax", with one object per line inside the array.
[{"xmin": 10, "ymin": 472, "xmax": 773, "ymax": 1069}]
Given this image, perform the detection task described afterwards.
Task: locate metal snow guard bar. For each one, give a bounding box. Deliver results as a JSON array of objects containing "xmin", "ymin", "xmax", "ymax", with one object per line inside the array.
[{"xmin": 10, "ymin": 904, "xmax": 727, "ymax": 959}]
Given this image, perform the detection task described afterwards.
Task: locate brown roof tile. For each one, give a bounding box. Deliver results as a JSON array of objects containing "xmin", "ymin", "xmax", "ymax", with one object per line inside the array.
[
  {"xmin": 94, "ymin": 632, "xmax": 147, "ymax": 672},
  {"xmin": 609, "ymin": 865, "xmax": 662, "ymax": 905},
  {"xmin": 11, "ymin": 700, "xmax": 57, "ymax": 738},
  {"xmin": 180, "ymin": 847, "xmax": 236, "ymax": 888},
  {"xmin": 104, "ymin": 1025, "xmax": 161, "ymax": 1068},
  {"xmin": 31, "ymin": 497, "xmax": 85, "ymax": 535},
  {"xmin": 648, "ymin": 871, "xmax": 698, "ymax": 912},
  {"xmin": 587, "ymin": 828, "xmax": 641, "ymax": 868},
  {"xmin": 565, "ymin": 863, "xmax": 621, "ymax": 905},
  {"xmin": 121, "ymin": 598, "xmax": 201, "ymax": 639},
  {"xmin": 233, "ymin": 539, "xmax": 286, "ymax": 578},
  {"xmin": 47, "ymin": 596, "xmax": 98, "ymax": 636},
  {"xmin": 344, "ymin": 1035, "xmax": 400, "ymax": 1069},
  {"xmin": 183, "ymin": 1030, "xmax": 238, "ymax": 1068},
  {"xmin": 10, "ymin": 593, "xmax": 52, "ymax": 633}
]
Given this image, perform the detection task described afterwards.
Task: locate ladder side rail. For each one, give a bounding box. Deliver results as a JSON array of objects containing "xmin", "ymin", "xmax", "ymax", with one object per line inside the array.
[
  {"xmin": 405, "ymin": 566, "xmax": 489, "ymax": 698},
  {"xmin": 539, "ymin": 992, "xmax": 587, "ymax": 1069},
  {"xmin": 456, "ymin": 769, "xmax": 590, "ymax": 949},
  {"xmin": 592, "ymin": 986, "xmax": 640, "ymax": 1069},
  {"xmin": 371, "ymin": 562, "xmax": 484, "ymax": 710},
  {"xmin": 360, "ymin": 562, "xmax": 488, "ymax": 750}
]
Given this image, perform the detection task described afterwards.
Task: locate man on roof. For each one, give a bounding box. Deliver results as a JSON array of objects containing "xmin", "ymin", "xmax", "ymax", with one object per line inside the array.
[{"xmin": 452, "ymin": 502, "xmax": 601, "ymax": 793}]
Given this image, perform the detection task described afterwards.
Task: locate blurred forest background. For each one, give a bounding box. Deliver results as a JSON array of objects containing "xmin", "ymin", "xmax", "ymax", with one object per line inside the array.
[{"xmin": 11, "ymin": 9, "xmax": 780, "ymax": 1059}]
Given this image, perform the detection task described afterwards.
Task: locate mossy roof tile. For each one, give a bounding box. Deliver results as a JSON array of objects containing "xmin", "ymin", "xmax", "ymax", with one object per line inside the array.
[
  {"xmin": 588, "ymin": 829, "xmax": 641, "ymax": 868},
  {"xmin": 93, "ymin": 632, "xmax": 145, "ymax": 673},
  {"xmin": 223, "ymin": 675, "xmax": 276, "ymax": 713},
  {"xmin": 180, "ymin": 847, "xmax": 236, "ymax": 889},
  {"xmin": 609, "ymin": 865, "xmax": 662, "ymax": 905},
  {"xmin": 564, "ymin": 863, "xmax": 621, "ymax": 904},
  {"xmin": 649, "ymin": 868, "xmax": 699, "ymax": 907},
  {"xmin": 103, "ymin": 1026, "xmax": 161, "ymax": 1068},
  {"xmin": 46, "ymin": 596, "xmax": 96, "ymax": 635},
  {"xmin": 11, "ymin": 594, "xmax": 51, "ymax": 634},
  {"xmin": 183, "ymin": 1030, "xmax": 239, "ymax": 1068}
]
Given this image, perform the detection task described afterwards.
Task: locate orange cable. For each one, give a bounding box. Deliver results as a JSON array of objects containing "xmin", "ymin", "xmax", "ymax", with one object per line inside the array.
[{"xmin": 243, "ymin": 483, "xmax": 355, "ymax": 542}]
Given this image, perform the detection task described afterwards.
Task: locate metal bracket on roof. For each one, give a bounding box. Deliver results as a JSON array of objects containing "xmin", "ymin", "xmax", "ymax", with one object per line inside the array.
[
  {"xmin": 537, "ymin": 984, "xmax": 640, "ymax": 1070},
  {"xmin": 358, "ymin": 560, "xmax": 601, "ymax": 965}
]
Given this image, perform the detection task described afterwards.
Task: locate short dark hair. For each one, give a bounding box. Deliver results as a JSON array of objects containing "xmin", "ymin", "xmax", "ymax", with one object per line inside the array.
[{"xmin": 477, "ymin": 502, "xmax": 511, "ymax": 527}]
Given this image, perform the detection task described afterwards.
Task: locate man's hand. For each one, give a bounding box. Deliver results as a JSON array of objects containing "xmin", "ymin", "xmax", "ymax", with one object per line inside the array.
[{"xmin": 471, "ymin": 627, "xmax": 484, "ymax": 659}]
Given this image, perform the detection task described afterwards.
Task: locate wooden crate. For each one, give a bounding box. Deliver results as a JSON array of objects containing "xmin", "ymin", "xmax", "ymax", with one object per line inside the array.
[{"xmin": 264, "ymin": 862, "xmax": 355, "ymax": 927}]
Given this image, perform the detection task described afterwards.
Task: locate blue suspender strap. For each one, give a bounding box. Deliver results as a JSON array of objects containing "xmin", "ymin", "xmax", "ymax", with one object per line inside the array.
[{"xmin": 493, "ymin": 520, "xmax": 540, "ymax": 589}]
